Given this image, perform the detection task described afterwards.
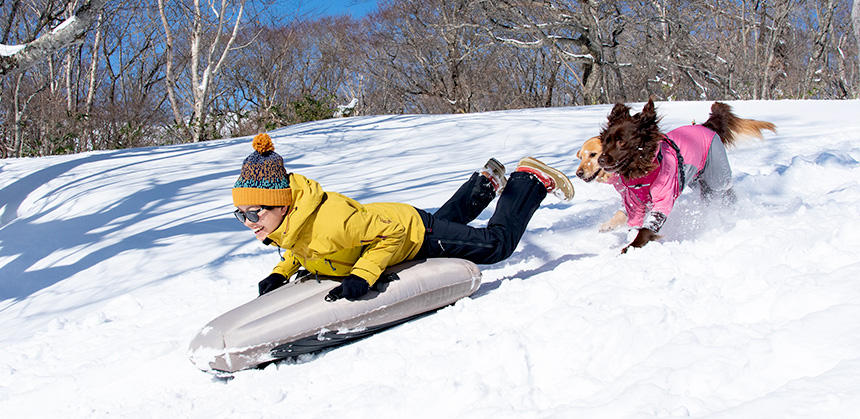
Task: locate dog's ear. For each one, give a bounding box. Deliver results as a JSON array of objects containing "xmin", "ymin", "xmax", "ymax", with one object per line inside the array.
[
  {"xmin": 641, "ymin": 98, "xmax": 656, "ymax": 118},
  {"xmin": 576, "ymin": 147, "xmax": 583, "ymax": 159},
  {"xmin": 637, "ymin": 98, "xmax": 658, "ymax": 129},
  {"xmin": 607, "ymin": 103, "xmax": 632, "ymax": 125}
]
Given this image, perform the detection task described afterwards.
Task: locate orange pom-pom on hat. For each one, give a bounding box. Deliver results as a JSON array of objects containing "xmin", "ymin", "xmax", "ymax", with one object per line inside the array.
[
  {"xmin": 252, "ymin": 132, "xmax": 275, "ymax": 154},
  {"xmin": 232, "ymin": 133, "xmax": 292, "ymax": 207}
]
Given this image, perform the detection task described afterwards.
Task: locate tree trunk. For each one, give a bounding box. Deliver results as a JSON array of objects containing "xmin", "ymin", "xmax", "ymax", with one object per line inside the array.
[
  {"xmin": 853, "ymin": 0, "xmax": 860, "ymax": 97},
  {"xmin": 84, "ymin": 12, "xmax": 103, "ymax": 116},
  {"xmin": 82, "ymin": 11, "xmax": 104, "ymax": 152},
  {"xmin": 13, "ymin": 73, "xmax": 24, "ymax": 157},
  {"xmin": 189, "ymin": 0, "xmax": 204, "ymax": 142},
  {"xmin": 65, "ymin": 1, "xmax": 78, "ymax": 114},
  {"xmin": 756, "ymin": 1, "xmax": 790, "ymax": 100},
  {"xmin": 801, "ymin": 0, "xmax": 835, "ymax": 98},
  {"xmin": 160, "ymin": 0, "xmax": 244, "ymax": 142},
  {"xmin": 0, "ymin": 0, "xmax": 110, "ymax": 77},
  {"xmin": 157, "ymin": 0, "xmax": 189, "ymax": 140}
]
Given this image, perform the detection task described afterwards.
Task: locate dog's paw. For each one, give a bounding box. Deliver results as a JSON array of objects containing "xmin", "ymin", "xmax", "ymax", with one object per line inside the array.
[
  {"xmin": 599, "ymin": 210, "xmax": 628, "ymax": 232},
  {"xmin": 598, "ymin": 222, "xmax": 617, "ymax": 233},
  {"xmin": 621, "ymin": 229, "xmax": 662, "ymax": 253}
]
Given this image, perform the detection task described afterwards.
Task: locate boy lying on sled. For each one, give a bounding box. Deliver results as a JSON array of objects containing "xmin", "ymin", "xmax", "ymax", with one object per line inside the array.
[{"xmin": 231, "ymin": 133, "xmax": 574, "ymax": 301}]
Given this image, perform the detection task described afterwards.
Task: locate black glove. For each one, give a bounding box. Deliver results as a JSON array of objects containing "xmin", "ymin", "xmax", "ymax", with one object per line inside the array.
[
  {"xmin": 325, "ymin": 275, "xmax": 370, "ymax": 302},
  {"xmin": 258, "ymin": 273, "xmax": 288, "ymax": 296}
]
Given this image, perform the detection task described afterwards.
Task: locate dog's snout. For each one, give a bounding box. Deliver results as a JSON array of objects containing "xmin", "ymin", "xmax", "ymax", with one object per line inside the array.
[{"xmin": 576, "ymin": 169, "xmax": 584, "ymax": 178}]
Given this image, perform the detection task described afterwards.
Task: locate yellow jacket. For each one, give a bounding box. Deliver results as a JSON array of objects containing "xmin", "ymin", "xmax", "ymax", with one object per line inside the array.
[{"xmin": 265, "ymin": 173, "xmax": 425, "ymax": 286}]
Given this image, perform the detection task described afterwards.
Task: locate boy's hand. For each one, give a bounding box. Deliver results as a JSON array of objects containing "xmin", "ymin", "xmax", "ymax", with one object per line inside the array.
[
  {"xmin": 325, "ymin": 275, "xmax": 370, "ymax": 301},
  {"xmin": 258, "ymin": 273, "xmax": 287, "ymax": 296}
]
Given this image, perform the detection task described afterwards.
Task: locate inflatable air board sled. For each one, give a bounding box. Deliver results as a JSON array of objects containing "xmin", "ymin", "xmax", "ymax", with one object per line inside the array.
[{"xmin": 189, "ymin": 258, "xmax": 481, "ymax": 373}]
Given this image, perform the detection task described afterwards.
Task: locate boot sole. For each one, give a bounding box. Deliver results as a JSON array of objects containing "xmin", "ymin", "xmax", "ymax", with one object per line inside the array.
[
  {"xmin": 518, "ymin": 157, "xmax": 575, "ymax": 200},
  {"xmin": 483, "ymin": 158, "xmax": 507, "ymax": 191}
]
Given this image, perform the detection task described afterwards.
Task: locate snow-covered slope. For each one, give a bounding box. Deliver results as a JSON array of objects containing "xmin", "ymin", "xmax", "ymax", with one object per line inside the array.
[{"xmin": 2, "ymin": 100, "xmax": 860, "ymax": 418}]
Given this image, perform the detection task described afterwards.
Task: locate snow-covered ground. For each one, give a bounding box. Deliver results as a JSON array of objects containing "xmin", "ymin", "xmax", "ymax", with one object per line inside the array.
[{"xmin": 1, "ymin": 100, "xmax": 859, "ymax": 418}]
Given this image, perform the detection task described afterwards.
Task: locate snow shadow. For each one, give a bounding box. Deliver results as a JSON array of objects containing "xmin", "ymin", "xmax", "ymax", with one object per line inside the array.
[
  {"xmin": 0, "ymin": 142, "xmax": 246, "ymax": 302},
  {"xmin": 1, "ymin": 153, "xmax": 108, "ymax": 228},
  {"xmin": 471, "ymin": 253, "xmax": 595, "ymax": 298}
]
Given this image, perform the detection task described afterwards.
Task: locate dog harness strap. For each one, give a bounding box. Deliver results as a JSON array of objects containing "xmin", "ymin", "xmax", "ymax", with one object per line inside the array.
[{"xmin": 662, "ymin": 136, "xmax": 685, "ymax": 194}]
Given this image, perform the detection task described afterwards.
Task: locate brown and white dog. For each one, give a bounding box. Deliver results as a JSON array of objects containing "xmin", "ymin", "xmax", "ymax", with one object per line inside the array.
[
  {"xmin": 597, "ymin": 99, "xmax": 775, "ymax": 252},
  {"xmin": 575, "ymin": 136, "xmax": 628, "ymax": 232},
  {"xmin": 576, "ymin": 136, "xmax": 613, "ymax": 183}
]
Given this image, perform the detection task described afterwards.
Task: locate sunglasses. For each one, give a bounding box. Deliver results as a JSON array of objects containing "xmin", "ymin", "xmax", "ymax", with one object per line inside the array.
[{"xmin": 233, "ymin": 206, "xmax": 274, "ymax": 223}]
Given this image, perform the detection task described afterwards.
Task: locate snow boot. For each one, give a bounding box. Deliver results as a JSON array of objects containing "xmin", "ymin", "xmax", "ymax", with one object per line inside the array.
[
  {"xmin": 516, "ymin": 157, "xmax": 575, "ymax": 201},
  {"xmin": 480, "ymin": 157, "xmax": 507, "ymax": 196}
]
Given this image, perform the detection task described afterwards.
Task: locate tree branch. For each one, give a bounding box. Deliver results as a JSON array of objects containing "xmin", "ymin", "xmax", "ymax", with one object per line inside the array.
[{"xmin": 0, "ymin": 0, "xmax": 110, "ymax": 77}]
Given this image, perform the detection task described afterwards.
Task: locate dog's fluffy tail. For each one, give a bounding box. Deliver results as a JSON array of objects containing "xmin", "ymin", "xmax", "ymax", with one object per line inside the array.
[{"xmin": 702, "ymin": 102, "xmax": 776, "ymax": 147}]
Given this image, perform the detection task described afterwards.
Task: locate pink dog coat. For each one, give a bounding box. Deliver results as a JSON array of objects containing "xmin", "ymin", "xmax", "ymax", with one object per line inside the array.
[{"xmin": 611, "ymin": 124, "xmax": 731, "ymax": 232}]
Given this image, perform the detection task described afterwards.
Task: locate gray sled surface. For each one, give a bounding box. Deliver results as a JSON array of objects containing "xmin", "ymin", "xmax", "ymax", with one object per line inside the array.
[{"xmin": 189, "ymin": 258, "xmax": 481, "ymax": 373}]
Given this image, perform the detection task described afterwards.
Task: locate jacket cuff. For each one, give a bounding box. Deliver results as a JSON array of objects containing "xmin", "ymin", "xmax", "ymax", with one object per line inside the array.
[
  {"xmin": 350, "ymin": 261, "xmax": 381, "ymax": 286},
  {"xmin": 643, "ymin": 211, "xmax": 667, "ymax": 233}
]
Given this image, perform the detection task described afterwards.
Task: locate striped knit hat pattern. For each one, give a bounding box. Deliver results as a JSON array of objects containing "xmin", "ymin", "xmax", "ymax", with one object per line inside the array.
[{"xmin": 232, "ymin": 133, "xmax": 292, "ymax": 207}]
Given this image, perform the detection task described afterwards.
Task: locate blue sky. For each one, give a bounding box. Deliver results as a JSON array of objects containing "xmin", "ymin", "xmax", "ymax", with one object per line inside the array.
[{"xmin": 291, "ymin": 0, "xmax": 379, "ymax": 18}]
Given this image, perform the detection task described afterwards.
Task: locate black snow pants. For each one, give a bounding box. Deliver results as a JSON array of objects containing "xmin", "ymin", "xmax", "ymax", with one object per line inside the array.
[{"xmin": 414, "ymin": 171, "xmax": 546, "ymax": 265}]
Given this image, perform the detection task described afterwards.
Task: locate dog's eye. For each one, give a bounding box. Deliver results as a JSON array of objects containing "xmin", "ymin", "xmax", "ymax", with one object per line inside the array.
[{"xmin": 589, "ymin": 152, "xmax": 598, "ymax": 158}]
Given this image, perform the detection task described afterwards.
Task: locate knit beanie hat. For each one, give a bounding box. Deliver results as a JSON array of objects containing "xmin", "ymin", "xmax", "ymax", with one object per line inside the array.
[{"xmin": 232, "ymin": 133, "xmax": 292, "ymax": 207}]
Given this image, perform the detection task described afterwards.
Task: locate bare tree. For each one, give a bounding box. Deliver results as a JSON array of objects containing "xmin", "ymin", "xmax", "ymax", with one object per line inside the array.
[
  {"xmin": 1, "ymin": 0, "xmax": 68, "ymax": 156},
  {"xmin": 365, "ymin": 0, "xmax": 500, "ymax": 113},
  {"xmin": 3, "ymin": 0, "xmax": 859, "ymax": 158},
  {"xmin": 220, "ymin": 15, "xmax": 363, "ymax": 135},
  {"xmin": 9, "ymin": 72, "xmax": 48, "ymax": 156},
  {"xmin": 1, "ymin": 0, "xmax": 174, "ymax": 157},
  {"xmin": 854, "ymin": 0, "xmax": 860, "ymax": 96},
  {"xmin": 792, "ymin": 0, "xmax": 839, "ymax": 98},
  {"xmin": 222, "ymin": 23, "xmax": 302, "ymax": 133},
  {"xmin": 91, "ymin": 1, "xmax": 169, "ymax": 151},
  {"xmin": 84, "ymin": 11, "xmax": 103, "ymax": 117},
  {"xmin": 756, "ymin": 1, "xmax": 795, "ymax": 99},
  {"xmin": 158, "ymin": 0, "xmax": 246, "ymax": 142},
  {"xmin": 0, "ymin": 0, "xmax": 110, "ymax": 77},
  {"xmin": 480, "ymin": 0, "xmax": 629, "ymax": 105}
]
